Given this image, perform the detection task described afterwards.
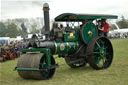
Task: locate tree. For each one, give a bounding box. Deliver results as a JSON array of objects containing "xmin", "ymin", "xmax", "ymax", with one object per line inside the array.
[
  {"xmin": 110, "ymin": 24, "xmax": 116, "ymax": 30},
  {"xmin": 30, "ymin": 27, "xmax": 40, "ymax": 34},
  {"xmin": 116, "ymin": 16, "xmax": 128, "ymax": 29},
  {"xmin": 21, "ymin": 23, "xmax": 28, "ymax": 37},
  {"xmin": 21, "ymin": 23, "xmax": 27, "ymax": 33},
  {"xmin": 0, "ymin": 22, "xmax": 7, "ymax": 37},
  {"xmin": 30, "ymin": 22, "xmax": 39, "ymax": 34},
  {"xmin": 6, "ymin": 23, "xmax": 19, "ymax": 38}
]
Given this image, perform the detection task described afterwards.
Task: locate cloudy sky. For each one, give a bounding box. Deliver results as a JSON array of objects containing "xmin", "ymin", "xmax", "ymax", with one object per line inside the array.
[{"xmin": 0, "ymin": 0, "xmax": 128, "ymax": 21}]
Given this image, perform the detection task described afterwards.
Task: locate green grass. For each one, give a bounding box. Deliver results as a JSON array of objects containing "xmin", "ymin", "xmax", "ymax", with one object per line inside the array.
[{"xmin": 0, "ymin": 39, "xmax": 128, "ymax": 85}]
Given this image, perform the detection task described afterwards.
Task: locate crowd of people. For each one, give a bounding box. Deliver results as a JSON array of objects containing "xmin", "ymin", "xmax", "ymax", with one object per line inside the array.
[{"xmin": 0, "ymin": 41, "xmax": 29, "ymax": 62}]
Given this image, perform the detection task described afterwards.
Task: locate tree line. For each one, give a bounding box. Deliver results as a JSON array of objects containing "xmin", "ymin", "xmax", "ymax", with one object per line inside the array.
[
  {"xmin": 0, "ymin": 16, "xmax": 128, "ymax": 38},
  {"xmin": 110, "ymin": 16, "xmax": 128, "ymax": 30},
  {"xmin": 0, "ymin": 22, "xmax": 31, "ymax": 38},
  {"xmin": 0, "ymin": 18, "xmax": 42, "ymax": 38}
]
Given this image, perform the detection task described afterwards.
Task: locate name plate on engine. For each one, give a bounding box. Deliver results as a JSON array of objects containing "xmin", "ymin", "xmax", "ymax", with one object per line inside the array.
[
  {"xmin": 68, "ymin": 33, "xmax": 75, "ymax": 38},
  {"xmin": 64, "ymin": 33, "xmax": 78, "ymax": 42}
]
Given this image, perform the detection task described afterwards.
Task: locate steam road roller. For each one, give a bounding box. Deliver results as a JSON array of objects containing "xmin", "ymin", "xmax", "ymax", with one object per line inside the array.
[{"xmin": 15, "ymin": 3, "xmax": 118, "ymax": 80}]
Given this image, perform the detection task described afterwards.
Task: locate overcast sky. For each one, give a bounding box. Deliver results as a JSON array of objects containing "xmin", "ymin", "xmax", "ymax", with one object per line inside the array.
[{"xmin": 0, "ymin": 0, "xmax": 128, "ymax": 21}]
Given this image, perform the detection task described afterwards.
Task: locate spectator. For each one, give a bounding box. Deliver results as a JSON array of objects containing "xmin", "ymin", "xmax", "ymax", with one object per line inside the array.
[
  {"xmin": 97, "ymin": 20, "xmax": 104, "ymax": 36},
  {"xmin": 102, "ymin": 19, "xmax": 110, "ymax": 37},
  {"xmin": 23, "ymin": 42, "xmax": 29, "ymax": 49},
  {"xmin": 59, "ymin": 24, "xmax": 65, "ymax": 33}
]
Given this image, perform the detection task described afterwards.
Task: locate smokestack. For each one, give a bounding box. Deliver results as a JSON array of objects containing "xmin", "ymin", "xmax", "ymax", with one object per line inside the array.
[{"xmin": 43, "ymin": 3, "xmax": 50, "ymax": 40}]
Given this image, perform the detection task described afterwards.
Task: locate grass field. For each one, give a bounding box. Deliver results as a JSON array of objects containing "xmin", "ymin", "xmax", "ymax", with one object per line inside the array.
[{"xmin": 0, "ymin": 39, "xmax": 128, "ymax": 85}]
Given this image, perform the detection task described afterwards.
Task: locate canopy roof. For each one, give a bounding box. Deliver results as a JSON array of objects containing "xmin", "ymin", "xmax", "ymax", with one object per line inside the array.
[{"xmin": 55, "ymin": 13, "xmax": 118, "ymax": 21}]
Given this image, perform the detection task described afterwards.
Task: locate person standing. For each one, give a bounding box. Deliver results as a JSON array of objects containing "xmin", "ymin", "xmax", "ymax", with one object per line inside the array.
[
  {"xmin": 102, "ymin": 19, "xmax": 110, "ymax": 37},
  {"xmin": 59, "ymin": 24, "xmax": 65, "ymax": 33},
  {"xmin": 97, "ymin": 20, "xmax": 104, "ymax": 36}
]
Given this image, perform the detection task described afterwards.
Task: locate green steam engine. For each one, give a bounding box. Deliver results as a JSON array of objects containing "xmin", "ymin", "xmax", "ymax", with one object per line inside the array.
[{"xmin": 15, "ymin": 3, "xmax": 118, "ymax": 80}]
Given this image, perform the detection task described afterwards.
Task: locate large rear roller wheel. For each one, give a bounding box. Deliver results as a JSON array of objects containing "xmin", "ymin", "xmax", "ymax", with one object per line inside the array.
[
  {"xmin": 17, "ymin": 53, "xmax": 56, "ymax": 80},
  {"xmin": 86, "ymin": 37, "xmax": 113, "ymax": 70}
]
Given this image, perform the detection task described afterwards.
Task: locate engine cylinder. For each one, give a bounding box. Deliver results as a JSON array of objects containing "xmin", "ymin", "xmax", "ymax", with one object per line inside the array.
[
  {"xmin": 34, "ymin": 41, "xmax": 79, "ymax": 55},
  {"xmin": 54, "ymin": 42, "xmax": 79, "ymax": 54}
]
